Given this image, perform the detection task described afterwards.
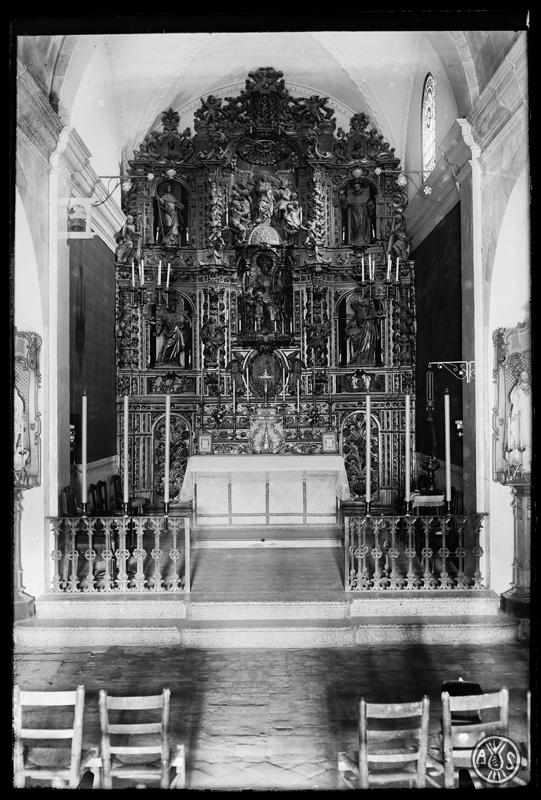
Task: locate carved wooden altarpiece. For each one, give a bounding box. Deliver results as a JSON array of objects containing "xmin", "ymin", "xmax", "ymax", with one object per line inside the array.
[{"xmin": 115, "ymin": 67, "xmax": 416, "ymax": 508}]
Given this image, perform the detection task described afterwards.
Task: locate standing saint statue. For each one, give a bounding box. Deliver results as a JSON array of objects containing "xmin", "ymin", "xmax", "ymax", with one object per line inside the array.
[
  {"xmin": 200, "ymin": 316, "xmax": 226, "ymax": 366},
  {"xmin": 505, "ymin": 368, "xmax": 531, "ymax": 475},
  {"xmin": 226, "ymin": 353, "xmax": 246, "ymax": 394},
  {"xmin": 286, "ymin": 351, "xmax": 306, "ymax": 392},
  {"xmin": 114, "ymin": 214, "xmax": 141, "ymax": 263},
  {"xmin": 345, "ymin": 297, "xmax": 385, "ymax": 366},
  {"xmin": 156, "ymin": 302, "xmax": 191, "ymax": 367},
  {"xmin": 340, "ymin": 179, "xmax": 373, "ymax": 245},
  {"xmin": 157, "ymin": 183, "xmax": 184, "ymax": 247}
]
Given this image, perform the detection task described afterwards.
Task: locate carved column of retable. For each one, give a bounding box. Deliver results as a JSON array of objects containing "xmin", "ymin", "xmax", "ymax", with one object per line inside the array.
[
  {"xmin": 501, "ymin": 486, "xmax": 530, "ymax": 622},
  {"xmin": 13, "ymin": 489, "xmax": 35, "ymax": 620}
]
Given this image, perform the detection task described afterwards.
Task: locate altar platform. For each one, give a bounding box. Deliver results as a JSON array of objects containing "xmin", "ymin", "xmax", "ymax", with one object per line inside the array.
[{"xmin": 179, "ymin": 455, "xmax": 351, "ymax": 526}]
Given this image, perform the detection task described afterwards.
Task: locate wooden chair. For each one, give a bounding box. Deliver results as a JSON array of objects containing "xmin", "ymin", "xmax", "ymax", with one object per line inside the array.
[
  {"xmin": 338, "ymin": 696, "xmax": 430, "ymax": 789},
  {"xmin": 441, "ymin": 686, "xmax": 509, "ymax": 788},
  {"xmin": 110, "ymin": 473, "xmax": 123, "ymax": 513},
  {"xmin": 60, "ymin": 485, "xmax": 80, "ymax": 516},
  {"xmin": 97, "ymin": 479, "xmax": 108, "ymax": 512},
  {"xmin": 95, "ymin": 688, "xmax": 185, "ymax": 789},
  {"xmin": 13, "ymin": 684, "xmax": 98, "ymax": 789}
]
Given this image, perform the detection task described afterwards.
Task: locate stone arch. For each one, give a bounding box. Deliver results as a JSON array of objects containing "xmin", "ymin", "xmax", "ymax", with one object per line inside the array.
[{"xmin": 341, "ymin": 409, "xmax": 382, "ymax": 501}]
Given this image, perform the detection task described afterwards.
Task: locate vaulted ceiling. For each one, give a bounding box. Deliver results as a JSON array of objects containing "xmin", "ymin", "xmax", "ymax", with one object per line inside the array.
[{"xmin": 18, "ymin": 30, "xmax": 520, "ymax": 174}]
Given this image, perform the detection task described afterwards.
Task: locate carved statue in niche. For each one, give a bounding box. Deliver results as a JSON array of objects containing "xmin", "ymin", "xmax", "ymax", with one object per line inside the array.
[
  {"xmin": 200, "ymin": 316, "xmax": 226, "ymax": 366},
  {"xmin": 387, "ymin": 214, "xmax": 410, "ymax": 261},
  {"xmin": 229, "ymin": 181, "xmax": 252, "ymax": 243},
  {"xmin": 253, "ymin": 173, "xmax": 275, "ymax": 224},
  {"xmin": 14, "ymin": 387, "xmax": 30, "ymax": 484},
  {"xmin": 340, "ymin": 179, "xmax": 375, "ymax": 246},
  {"xmin": 155, "ymin": 298, "xmax": 191, "ymax": 368},
  {"xmin": 156, "ymin": 182, "xmax": 184, "ymax": 247},
  {"xmin": 248, "ymin": 253, "xmax": 282, "ymax": 331},
  {"xmin": 287, "ymin": 351, "xmax": 306, "ymax": 391},
  {"xmin": 505, "ymin": 368, "xmax": 531, "ymax": 475},
  {"xmin": 226, "ymin": 353, "xmax": 246, "ymax": 394},
  {"xmin": 306, "ymin": 314, "xmax": 329, "ymax": 366},
  {"xmin": 114, "ymin": 214, "xmax": 141, "ymax": 263},
  {"xmin": 345, "ymin": 295, "xmax": 385, "ymax": 366}
]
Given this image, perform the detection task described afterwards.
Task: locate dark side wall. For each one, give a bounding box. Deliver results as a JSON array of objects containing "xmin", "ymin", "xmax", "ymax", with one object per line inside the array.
[
  {"xmin": 412, "ymin": 203, "xmax": 463, "ymax": 468},
  {"xmin": 70, "ymin": 236, "xmax": 116, "ymax": 463}
]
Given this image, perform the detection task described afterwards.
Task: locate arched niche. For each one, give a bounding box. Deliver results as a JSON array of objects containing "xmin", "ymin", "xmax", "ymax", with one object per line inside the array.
[
  {"xmin": 336, "ymin": 289, "xmax": 385, "ymax": 368},
  {"xmin": 152, "ymin": 179, "xmax": 189, "ymax": 247},
  {"xmin": 150, "ymin": 291, "xmax": 194, "ymax": 370},
  {"xmin": 151, "ymin": 412, "xmax": 191, "ymax": 505},
  {"xmin": 339, "ymin": 177, "xmax": 377, "ymax": 246},
  {"xmin": 338, "ymin": 177, "xmax": 377, "ymax": 247},
  {"xmin": 341, "ymin": 409, "xmax": 382, "ymax": 501}
]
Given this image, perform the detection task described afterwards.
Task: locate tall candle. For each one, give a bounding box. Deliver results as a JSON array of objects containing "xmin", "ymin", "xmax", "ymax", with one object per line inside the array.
[
  {"xmin": 81, "ymin": 392, "xmax": 87, "ymax": 508},
  {"xmin": 232, "ymin": 380, "xmax": 236, "ymax": 415},
  {"xmin": 246, "ymin": 368, "xmax": 250, "ymax": 404},
  {"xmin": 387, "ymin": 255, "xmax": 391, "ymax": 281},
  {"xmin": 365, "ymin": 392, "xmax": 371, "ymax": 504},
  {"xmin": 166, "ymin": 262, "xmax": 171, "ymax": 289},
  {"xmin": 362, "ymin": 261, "xmax": 365, "ymax": 283},
  {"xmin": 131, "ymin": 260, "xmax": 135, "ymax": 288},
  {"xmin": 405, "ymin": 393, "xmax": 411, "ymax": 503},
  {"xmin": 164, "ymin": 394, "xmax": 170, "ymax": 504},
  {"xmin": 296, "ymin": 380, "xmax": 300, "ymax": 414},
  {"xmin": 282, "ymin": 368, "xmax": 286, "ymax": 403},
  {"xmin": 395, "ymin": 257, "xmax": 400, "ymax": 282},
  {"xmin": 123, "ymin": 395, "xmax": 129, "ymax": 504},
  {"xmin": 140, "ymin": 259, "xmax": 145, "ymax": 286},
  {"xmin": 426, "ymin": 369, "xmax": 433, "ymax": 403},
  {"xmin": 157, "ymin": 259, "xmax": 162, "ymax": 286},
  {"xmin": 444, "ymin": 388, "xmax": 451, "ymax": 503},
  {"xmin": 217, "ymin": 349, "xmax": 221, "ymax": 387}
]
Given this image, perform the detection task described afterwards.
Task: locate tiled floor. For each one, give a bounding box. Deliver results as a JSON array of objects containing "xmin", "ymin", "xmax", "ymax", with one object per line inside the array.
[{"xmin": 14, "ymin": 642, "xmax": 530, "ymax": 790}]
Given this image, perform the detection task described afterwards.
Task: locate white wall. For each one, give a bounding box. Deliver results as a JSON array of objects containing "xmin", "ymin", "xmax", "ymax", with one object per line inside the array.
[
  {"xmin": 15, "ymin": 190, "xmax": 48, "ymax": 598},
  {"xmin": 487, "ymin": 166, "xmax": 530, "ymax": 594}
]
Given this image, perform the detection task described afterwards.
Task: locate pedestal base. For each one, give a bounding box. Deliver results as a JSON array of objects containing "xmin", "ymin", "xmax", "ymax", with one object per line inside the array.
[
  {"xmin": 500, "ymin": 588, "xmax": 530, "ymax": 619},
  {"xmin": 14, "ymin": 591, "xmax": 35, "ymax": 621}
]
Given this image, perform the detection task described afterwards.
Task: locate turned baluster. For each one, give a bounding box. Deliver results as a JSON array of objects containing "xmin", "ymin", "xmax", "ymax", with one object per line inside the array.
[
  {"xmin": 371, "ymin": 518, "xmax": 387, "ymax": 590},
  {"xmin": 438, "ymin": 514, "xmax": 454, "ymax": 589},
  {"xmin": 388, "ymin": 516, "xmax": 405, "ymax": 590},
  {"xmin": 132, "ymin": 517, "xmax": 147, "ymax": 591},
  {"xmin": 420, "ymin": 516, "xmax": 437, "ymax": 589},
  {"xmin": 83, "ymin": 517, "xmax": 96, "ymax": 592},
  {"xmin": 404, "ymin": 515, "xmax": 418, "ymax": 590},
  {"xmin": 470, "ymin": 513, "xmax": 485, "ymax": 590},
  {"xmin": 115, "ymin": 517, "xmax": 130, "ymax": 592},
  {"xmin": 167, "ymin": 517, "xmax": 182, "ymax": 591},
  {"xmin": 357, "ymin": 516, "xmax": 371, "ymax": 590},
  {"xmin": 150, "ymin": 517, "xmax": 164, "ymax": 592},
  {"xmin": 101, "ymin": 519, "xmax": 115, "ymax": 592},
  {"xmin": 66, "ymin": 519, "xmax": 80, "ymax": 593},
  {"xmin": 454, "ymin": 516, "xmax": 469, "ymax": 589},
  {"xmin": 50, "ymin": 519, "xmax": 63, "ymax": 593}
]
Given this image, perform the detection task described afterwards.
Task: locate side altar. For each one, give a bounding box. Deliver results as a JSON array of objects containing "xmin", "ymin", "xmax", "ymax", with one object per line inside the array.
[
  {"xmin": 115, "ymin": 67, "xmax": 416, "ymax": 514},
  {"xmin": 180, "ymin": 454, "xmax": 350, "ymax": 526}
]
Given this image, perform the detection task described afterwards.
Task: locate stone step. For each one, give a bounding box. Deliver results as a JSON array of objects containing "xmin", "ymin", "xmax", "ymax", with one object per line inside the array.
[
  {"xmin": 33, "ymin": 590, "xmax": 501, "ymax": 621},
  {"xmin": 14, "ymin": 613, "xmax": 517, "ymax": 649},
  {"xmin": 193, "ymin": 525, "xmax": 342, "ymax": 549}
]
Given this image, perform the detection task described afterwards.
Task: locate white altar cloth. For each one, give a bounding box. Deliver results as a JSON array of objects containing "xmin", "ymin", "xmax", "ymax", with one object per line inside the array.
[{"xmin": 179, "ymin": 455, "xmax": 351, "ymax": 526}]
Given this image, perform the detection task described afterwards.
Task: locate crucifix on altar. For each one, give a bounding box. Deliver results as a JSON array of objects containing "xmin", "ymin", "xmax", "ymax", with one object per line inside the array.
[{"xmin": 259, "ymin": 369, "xmax": 273, "ymax": 407}]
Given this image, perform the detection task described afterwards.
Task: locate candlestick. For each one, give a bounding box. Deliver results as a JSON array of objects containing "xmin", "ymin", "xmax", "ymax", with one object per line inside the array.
[
  {"xmin": 444, "ymin": 388, "xmax": 451, "ymax": 508},
  {"xmin": 232, "ymin": 380, "xmax": 236, "ymax": 416},
  {"xmin": 123, "ymin": 395, "xmax": 129, "ymax": 505},
  {"xmin": 131, "ymin": 260, "xmax": 135, "ymax": 288},
  {"xmin": 405, "ymin": 393, "xmax": 411, "ymax": 504},
  {"xmin": 387, "ymin": 255, "xmax": 391, "ymax": 281},
  {"xmin": 365, "ymin": 391, "xmax": 371, "ymax": 507},
  {"xmin": 362, "ymin": 262, "xmax": 365, "ymax": 283},
  {"xmin": 217, "ymin": 349, "xmax": 221, "ymax": 387},
  {"xmin": 246, "ymin": 368, "xmax": 250, "ymax": 404},
  {"xmin": 164, "ymin": 394, "xmax": 171, "ymax": 505},
  {"xmin": 395, "ymin": 257, "xmax": 399, "ymax": 282},
  {"xmin": 282, "ymin": 368, "xmax": 286, "ymax": 403},
  {"xmin": 426, "ymin": 369, "xmax": 433, "ymax": 403},
  {"xmin": 166, "ymin": 262, "xmax": 171, "ymax": 289},
  {"xmin": 157, "ymin": 259, "xmax": 162, "ymax": 286},
  {"xmin": 296, "ymin": 380, "xmax": 300, "ymax": 414},
  {"xmin": 81, "ymin": 391, "xmax": 87, "ymax": 514}
]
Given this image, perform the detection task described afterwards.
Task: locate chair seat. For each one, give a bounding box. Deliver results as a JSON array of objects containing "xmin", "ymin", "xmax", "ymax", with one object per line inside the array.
[{"xmin": 25, "ymin": 746, "xmax": 97, "ymax": 770}]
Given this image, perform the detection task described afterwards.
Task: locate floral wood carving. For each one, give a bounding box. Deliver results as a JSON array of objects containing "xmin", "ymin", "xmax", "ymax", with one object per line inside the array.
[{"xmin": 14, "ymin": 329, "xmax": 42, "ymax": 489}]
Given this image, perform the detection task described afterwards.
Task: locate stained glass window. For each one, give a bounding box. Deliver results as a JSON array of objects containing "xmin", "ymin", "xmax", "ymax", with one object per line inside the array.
[{"xmin": 421, "ymin": 74, "xmax": 436, "ymax": 178}]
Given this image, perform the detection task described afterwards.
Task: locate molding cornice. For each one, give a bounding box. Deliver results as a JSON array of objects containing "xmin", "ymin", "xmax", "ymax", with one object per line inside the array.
[{"xmin": 16, "ymin": 59, "xmax": 63, "ymax": 162}]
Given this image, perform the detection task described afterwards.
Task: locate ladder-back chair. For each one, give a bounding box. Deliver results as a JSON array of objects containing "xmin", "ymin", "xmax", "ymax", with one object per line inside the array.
[
  {"xmin": 338, "ymin": 696, "xmax": 430, "ymax": 789},
  {"xmin": 441, "ymin": 686, "xmax": 509, "ymax": 788},
  {"xmin": 97, "ymin": 688, "xmax": 185, "ymax": 789},
  {"xmin": 13, "ymin": 684, "xmax": 97, "ymax": 789}
]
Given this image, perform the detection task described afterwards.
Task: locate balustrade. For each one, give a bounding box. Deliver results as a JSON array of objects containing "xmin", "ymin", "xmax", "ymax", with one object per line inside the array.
[
  {"xmin": 47, "ymin": 515, "xmax": 191, "ymax": 594},
  {"xmin": 343, "ymin": 513, "xmax": 485, "ymax": 591}
]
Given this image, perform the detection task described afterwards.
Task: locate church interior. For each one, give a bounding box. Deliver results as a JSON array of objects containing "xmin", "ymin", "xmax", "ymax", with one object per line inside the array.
[{"xmin": 13, "ymin": 18, "xmax": 533, "ymax": 790}]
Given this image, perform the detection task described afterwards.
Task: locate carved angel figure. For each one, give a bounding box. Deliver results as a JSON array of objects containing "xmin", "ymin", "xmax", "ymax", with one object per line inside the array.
[
  {"xmin": 387, "ymin": 215, "xmax": 410, "ymax": 261},
  {"xmin": 114, "ymin": 214, "xmax": 141, "ymax": 264},
  {"xmin": 229, "ymin": 182, "xmax": 252, "ymax": 243}
]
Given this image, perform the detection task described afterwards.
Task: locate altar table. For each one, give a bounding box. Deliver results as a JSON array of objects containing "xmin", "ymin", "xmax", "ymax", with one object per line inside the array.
[{"xmin": 179, "ymin": 455, "xmax": 351, "ymax": 526}]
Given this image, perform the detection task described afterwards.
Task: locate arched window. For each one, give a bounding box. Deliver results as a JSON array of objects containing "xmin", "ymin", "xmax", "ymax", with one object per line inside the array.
[{"xmin": 421, "ymin": 74, "xmax": 436, "ymax": 178}]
